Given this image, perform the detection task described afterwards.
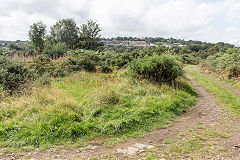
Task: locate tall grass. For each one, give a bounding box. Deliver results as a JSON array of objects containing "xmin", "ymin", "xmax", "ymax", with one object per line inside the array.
[{"xmin": 0, "ymin": 70, "xmax": 196, "ymax": 148}]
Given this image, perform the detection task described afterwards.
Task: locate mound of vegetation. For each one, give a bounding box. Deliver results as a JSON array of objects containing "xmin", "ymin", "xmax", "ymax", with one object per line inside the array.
[
  {"xmin": 130, "ymin": 54, "xmax": 183, "ymax": 84},
  {"xmin": 0, "ymin": 56, "xmax": 35, "ymax": 95},
  {"xmin": 177, "ymin": 54, "xmax": 200, "ymax": 65},
  {"xmin": 0, "ymin": 70, "xmax": 196, "ymax": 147},
  {"xmin": 203, "ymin": 50, "xmax": 240, "ymax": 79}
]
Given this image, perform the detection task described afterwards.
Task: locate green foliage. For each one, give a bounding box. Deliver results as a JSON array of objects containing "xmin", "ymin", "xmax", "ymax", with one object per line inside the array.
[
  {"xmin": 228, "ymin": 65, "xmax": 240, "ymax": 79},
  {"xmin": 23, "ymin": 41, "xmax": 35, "ymax": 55},
  {"xmin": 0, "ymin": 49, "xmax": 13, "ymax": 57},
  {"xmin": 76, "ymin": 51, "xmax": 99, "ymax": 72},
  {"xmin": 9, "ymin": 43, "xmax": 22, "ymax": 51},
  {"xmin": 0, "ymin": 56, "xmax": 34, "ymax": 94},
  {"xmin": 38, "ymin": 72, "xmax": 51, "ymax": 85},
  {"xmin": 49, "ymin": 18, "xmax": 79, "ymax": 49},
  {"xmin": 28, "ymin": 21, "xmax": 46, "ymax": 52},
  {"xmin": 28, "ymin": 55, "xmax": 53, "ymax": 76},
  {"xmin": 130, "ymin": 54, "xmax": 183, "ymax": 84},
  {"xmin": 27, "ymin": 53, "xmax": 98, "ymax": 78},
  {"xmin": 177, "ymin": 54, "xmax": 200, "ymax": 65},
  {"xmin": 79, "ymin": 20, "xmax": 104, "ymax": 50},
  {"xmin": 0, "ymin": 71, "xmax": 196, "ymax": 146},
  {"xmin": 204, "ymin": 52, "xmax": 240, "ymax": 78},
  {"xmin": 43, "ymin": 42, "xmax": 68, "ymax": 56},
  {"xmin": 99, "ymin": 63, "xmax": 113, "ymax": 73}
]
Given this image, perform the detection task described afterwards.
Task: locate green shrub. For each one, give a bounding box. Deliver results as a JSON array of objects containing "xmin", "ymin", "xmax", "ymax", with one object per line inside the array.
[
  {"xmin": 0, "ymin": 56, "xmax": 34, "ymax": 94},
  {"xmin": 99, "ymin": 63, "xmax": 113, "ymax": 73},
  {"xmin": 38, "ymin": 72, "xmax": 51, "ymax": 85},
  {"xmin": 52, "ymin": 58, "xmax": 76, "ymax": 77},
  {"xmin": 0, "ymin": 85, "xmax": 7, "ymax": 99},
  {"xmin": 0, "ymin": 49, "xmax": 13, "ymax": 57},
  {"xmin": 204, "ymin": 52, "xmax": 240, "ymax": 78},
  {"xmin": 43, "ymin": 42, "xmax": 68, "ymax": 57},
  {"xmin": 76, "ymin": 52, "xmax": 99, "ymax": 72},
  {"xmin": 177, "ymin": 54, "xmax": 199, "ymax": 65},
  {"xmin": 28, "ymin": 55, "xmax": 54, "ymax": 76},
  {"xmin": 130, "ymin": 54, "xmax": 183, "ymax": 84},
  {"xmin": 28, "ymin": 53, "xmax": 99, "ymax": 78},
  {"xmin": 228, "ymin": 65, "xmax": 240, "ymax": 78}
]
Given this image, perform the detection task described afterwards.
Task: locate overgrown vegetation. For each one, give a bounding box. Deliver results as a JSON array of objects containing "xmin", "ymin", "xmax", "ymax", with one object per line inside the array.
[
  {"xmin": 0, "ymin": 57, "xmax": 35, "ymax": 95},
  {"xmin": 0, "ymin": 25, "xmax": 198, "ymax": 148},
  {"xmin": 130, "ymin": 54, "xmax": 183, "ymax": 83},
  {"xmin": 0, "ymin": 70, "xmax": 196, "ymax": 147},
  {"xmin": 1, "ymin": 17, "xmax": 239, "ymax": 151},
  {"xmin": 203, "ymin": 50, "xmax": 240, "ymax": 79}
]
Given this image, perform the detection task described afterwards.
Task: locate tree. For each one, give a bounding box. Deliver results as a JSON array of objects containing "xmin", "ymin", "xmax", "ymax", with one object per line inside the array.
[
  {"xmin": 49, "ymin": 18, "xmax": 79, "ymax": 49},
  {"xmin": 28, "ymin": 21, "xmax": 46, "ymax": 52},
  {"xmin": 79, "ymin": 20, "xmax": 103, "ymax": 50}
]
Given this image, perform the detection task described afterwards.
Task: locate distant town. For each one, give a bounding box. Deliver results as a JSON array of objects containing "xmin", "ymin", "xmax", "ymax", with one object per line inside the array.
[
  {"xmin": 101, "ymin": 40, "xmax": 157, "ymax": 47},
  {"xmin": 0, "ymin": 39, "xmax": 188, "ymax": 50},
  {"xmin": 0, "ymin": 40, "xmax": 25, "ymax": 49}
]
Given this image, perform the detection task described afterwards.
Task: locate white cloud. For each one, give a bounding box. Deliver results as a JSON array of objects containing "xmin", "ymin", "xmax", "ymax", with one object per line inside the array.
[{"xmin": 0, "ymin": 0, "xmax": 240, "ymax": 44}]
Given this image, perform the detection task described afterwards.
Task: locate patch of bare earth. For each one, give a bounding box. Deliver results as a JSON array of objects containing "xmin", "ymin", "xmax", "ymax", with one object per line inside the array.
[{"xmin": 1, "ymin": 69, "xmax": 240, "ymax": 160}]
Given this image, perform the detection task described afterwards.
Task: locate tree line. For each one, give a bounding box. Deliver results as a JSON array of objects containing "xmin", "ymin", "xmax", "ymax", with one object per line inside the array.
[{"xmin": 28, "ymin": 18, "xmax": 103, "ymax": 55}]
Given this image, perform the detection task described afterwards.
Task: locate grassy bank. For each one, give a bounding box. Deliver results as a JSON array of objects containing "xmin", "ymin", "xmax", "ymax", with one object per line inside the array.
[
  {"xmin": 186, "ymin": 66, "xmax": 240, "ymax": 114},
  {"xmin": 0, "ymin": 70, "xmax": 196, "ymax": 148},
  {"xmin": 198, "ymin": 66, "xmax": 240, "ymax": 91}
]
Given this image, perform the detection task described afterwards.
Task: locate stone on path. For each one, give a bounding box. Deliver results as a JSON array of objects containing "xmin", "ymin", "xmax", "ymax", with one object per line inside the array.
[{"xmin": 117, "ymin": 143, "xmax": 154, "ymax": 155}]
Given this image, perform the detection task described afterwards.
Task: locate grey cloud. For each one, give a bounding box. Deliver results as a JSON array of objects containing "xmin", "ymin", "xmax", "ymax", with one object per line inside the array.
[{"xmin": 0, "ymin": 0, "xmax": 240, "ymax": 44}]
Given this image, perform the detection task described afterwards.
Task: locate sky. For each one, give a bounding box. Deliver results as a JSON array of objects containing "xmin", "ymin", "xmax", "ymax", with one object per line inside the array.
[{"xmin": 1, "ymin": 0, "xmax": 240, "ymax": 45}]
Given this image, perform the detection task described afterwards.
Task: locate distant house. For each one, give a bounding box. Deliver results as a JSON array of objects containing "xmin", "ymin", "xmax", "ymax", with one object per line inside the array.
[
  {"xmin": 101, "ymin": 40, "xmax": 157, "ymax": 47},
  {"xmin": 161, "ymin": 43, "xmax": 186, "ymax": 48}
]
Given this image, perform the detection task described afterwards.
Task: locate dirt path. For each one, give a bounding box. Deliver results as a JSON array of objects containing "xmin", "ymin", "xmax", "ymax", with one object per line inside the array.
[{"xmin": 1, "ymin": 68, "xmax": 240, "ymax": 160}]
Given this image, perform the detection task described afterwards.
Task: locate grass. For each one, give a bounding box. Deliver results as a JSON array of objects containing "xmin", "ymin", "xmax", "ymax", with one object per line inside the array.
[
  {"xmin": 0, "ymin": 69, "xmax": 196, "ymax": 149},
  {"xmin": 222, "ymin": 79, "xmax": 240, "ymax": 91},
  {"xmin": 198, "ymin": 66, "xmax": 240, "ymax": 91},
  {"xmin": 186, "ymin": 66, "xmax": 240, "ymax": 114}
]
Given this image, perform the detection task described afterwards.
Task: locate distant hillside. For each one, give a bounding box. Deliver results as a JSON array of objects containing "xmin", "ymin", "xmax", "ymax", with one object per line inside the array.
[{"xmin": 102, "ymin": 37, "xmax": 234, "ymax": 47}]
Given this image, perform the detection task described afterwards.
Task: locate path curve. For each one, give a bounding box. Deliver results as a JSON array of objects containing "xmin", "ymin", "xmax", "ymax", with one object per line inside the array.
[{"xmin": 1, "ymin": 69, "xmax": 240, "ymax": 159}]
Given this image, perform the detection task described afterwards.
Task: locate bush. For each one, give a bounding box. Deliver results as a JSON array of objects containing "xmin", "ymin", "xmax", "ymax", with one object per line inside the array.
[
  {"xmin": 76, "ymin": 51, "xmax": 99, "ymax": 72},
  {"xmin": 28, "ymin": 55, "xmax": 53, "ymax": 76},
  {"xmin": 0, "ymin": 49, "xmax": 14, "ymax": 57},
  {"xmin": 43, "ymin": 42, "xmax": 68, "ymax": 57},
  {"xmin": 204, "ymin": 52, "xmax": 240, "ymax": 78},
  {"xmin": 38, "ymin": 72, "xmax": 51, "ymax": 85},
  {"xmin": 28, "ymin": 53, "xmax": 99, "ymax": 78},
  {"xmin": 177, "ymin": 54, "xmax": 200, "ymax": 65},
  {"xmin": 0, "ymin": 56, "xmax": 35, "ymax": 94},
  {"xmin": 99, "ymin": 63, "xmax": 113, "ymax": 73},
  {"xmin": 228, "ymin": 65, "xmax": 240, "ymax": 78},
  {"xmin": 130, "ymin": 54, "xmax": 183, "ymax": 84}
]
